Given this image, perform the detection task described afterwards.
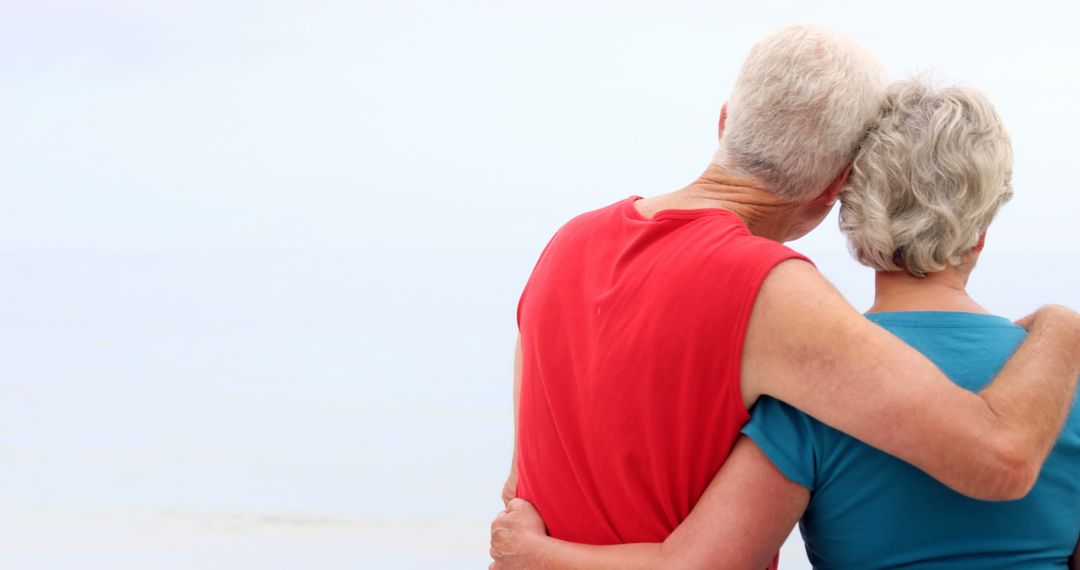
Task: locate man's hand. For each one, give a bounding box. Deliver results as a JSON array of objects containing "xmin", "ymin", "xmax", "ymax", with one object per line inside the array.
[
  {"xmin": 1014, "ymin": 305, "xmax": 1074, "ymax": 331},
  {"xmin": 1016, "ymin": 305, "xmax": 1080, "ymax": 349},
  {"xmin": 490, "ymin": 498, "xmax": 547, "ymax": 570}
]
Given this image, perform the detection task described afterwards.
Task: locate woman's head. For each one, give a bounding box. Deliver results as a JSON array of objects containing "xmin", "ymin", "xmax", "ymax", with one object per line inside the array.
[{"xmin": 839, "ymin": 78, "xmax": 1013, "ymax": 278}]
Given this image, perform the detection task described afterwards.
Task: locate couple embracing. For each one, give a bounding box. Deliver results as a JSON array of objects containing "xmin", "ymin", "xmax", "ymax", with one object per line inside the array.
[{"xmin": 492, "ymin": 25, "xmax": 1080, "ymax": 570}]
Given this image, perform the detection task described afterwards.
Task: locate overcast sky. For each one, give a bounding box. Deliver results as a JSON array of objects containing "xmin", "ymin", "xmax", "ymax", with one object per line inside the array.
[
  {"xmin": 2, "ymin": 0, "xmax": 1079, "ymax": 259},
  {"xmin": 2, "ymin": 2, "xmax": 1078, "ymax": 568}
]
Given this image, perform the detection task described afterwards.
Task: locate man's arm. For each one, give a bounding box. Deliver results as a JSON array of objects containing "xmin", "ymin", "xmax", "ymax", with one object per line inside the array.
[
  {"xmin": 1070, "ymin": 535, "xmax": 1078, "ymax": 570},
  {"xmin": 490, "ymin": 436, "xmax": 808, "ymax": 570},
  {"xmin": 501, "ymin": 335, "xmax": 522, "ymax": 507},
  {"xmin": 742, "ymin": 260, "xmax": 1080, "ymax": 500}
]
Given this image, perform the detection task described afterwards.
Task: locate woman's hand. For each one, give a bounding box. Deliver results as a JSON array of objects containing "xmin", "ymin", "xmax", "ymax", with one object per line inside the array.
[{"xmin": 490, "ymin": 498, "xmax": 548, "ymax": 569}]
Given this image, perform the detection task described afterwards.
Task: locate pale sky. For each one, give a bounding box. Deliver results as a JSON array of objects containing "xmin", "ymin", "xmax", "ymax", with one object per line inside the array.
[
  {"xmin": 2, "ymin": 0, "xmax": 1079, "ymax": 258},
  {"xmin": 2, "ymin": 2, "xmax": 1078, "ymax": 568}
]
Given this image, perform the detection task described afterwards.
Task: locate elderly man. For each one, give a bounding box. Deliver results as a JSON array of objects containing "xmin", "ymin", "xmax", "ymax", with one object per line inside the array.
[{"xmin": 499, "ymin": 24, "xmax": 1080, "ymax": 567}]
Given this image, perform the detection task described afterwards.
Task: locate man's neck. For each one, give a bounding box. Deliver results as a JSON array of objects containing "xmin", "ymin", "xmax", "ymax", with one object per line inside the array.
[
  {"xmin": 869, "ymin": 267, "xmax": 989, "ymax": 314},
  {"xmin": 634, "ymin": 165, "xmax": 804, "ymax": 242}
]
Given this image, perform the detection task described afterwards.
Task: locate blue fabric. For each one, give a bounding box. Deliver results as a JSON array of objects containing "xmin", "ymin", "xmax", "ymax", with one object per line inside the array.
[{"xmin": 741, "ymin": 311, "xmax": 1080, "ymax": 569}]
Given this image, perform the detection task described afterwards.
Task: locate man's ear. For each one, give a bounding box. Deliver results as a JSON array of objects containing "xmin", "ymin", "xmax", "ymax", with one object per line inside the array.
[
  {"xmin": 822, "ymin": 164, "xmax": 852, "ymax": 206},
  {"xmin": 718, "ymin": 103, "xmax": 728, "ymax": 141}
]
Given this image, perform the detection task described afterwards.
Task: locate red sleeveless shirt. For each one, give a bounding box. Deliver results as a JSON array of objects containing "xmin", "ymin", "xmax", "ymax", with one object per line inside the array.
[{"xmin": 516, "ymin": 197, "xmax": 808, "ymax": 559}]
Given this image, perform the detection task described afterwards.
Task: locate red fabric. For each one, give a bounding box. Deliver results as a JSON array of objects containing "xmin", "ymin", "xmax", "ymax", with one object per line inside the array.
[{"xmin": 516, "ymin": 197, "xmax": 808, "ymax": 566}]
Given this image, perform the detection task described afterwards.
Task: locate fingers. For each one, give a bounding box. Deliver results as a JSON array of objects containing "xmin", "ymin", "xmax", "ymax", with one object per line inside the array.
[
  {"xmin": 491, "ymin": 500, "xmax": 537, "ymax": 560},
  {"xmin": 506, "ymin": 497, "xmax": 540, "ymax": 517},
  {"xmin": 490, "ymin": 524, "xmax": 513, "ymax": 562},
  {"xmin": 489, "ymin": 526, "xmax": 505, "ymax": 558},
  {"xmin": 490, "ymin": 511, "xmax": 508, "ymax": 534},
  {"xmin": 1016, "ymin": 304, "xmax": 1080, "ymax": 331},
  {"xmin": 490, "ymin": 509, "xmax": 513, "ymax": 559}
]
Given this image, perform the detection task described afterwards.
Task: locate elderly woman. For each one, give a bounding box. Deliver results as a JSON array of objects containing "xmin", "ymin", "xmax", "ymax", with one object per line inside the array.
[{"xmin": 489, "ymin": 79, "xmax": 1080, "ymax": 569}]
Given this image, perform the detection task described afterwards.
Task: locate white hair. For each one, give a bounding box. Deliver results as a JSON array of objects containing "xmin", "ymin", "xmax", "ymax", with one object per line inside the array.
[
  {"xmin": 714, "ymin": 25, "xmax": 888, "ymax": 200},
  {"xmin": 839, "ymin": 78, "xmax": 1014, "ymax": 277}
]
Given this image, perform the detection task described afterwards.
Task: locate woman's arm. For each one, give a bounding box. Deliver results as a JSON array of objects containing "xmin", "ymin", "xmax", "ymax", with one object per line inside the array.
[{"xmin": 490, "ymin": 436, "xmax": 809, "ymax": 570}]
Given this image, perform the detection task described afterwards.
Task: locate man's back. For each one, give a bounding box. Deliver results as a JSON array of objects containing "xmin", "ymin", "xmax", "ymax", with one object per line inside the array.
[{"xmin": 515, "ymin": 196, "xmax": 805, "ymax": 543}]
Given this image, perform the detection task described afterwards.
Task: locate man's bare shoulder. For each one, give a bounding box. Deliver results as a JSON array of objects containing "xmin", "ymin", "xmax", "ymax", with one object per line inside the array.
[
  {"xmin": 759, "ymin": 257, "xmax": 827, "ymax": 290},
  {"xmin": 741, "ymin": 258, "xmax": 871, "ymax": 403},
  {"xmin": 751, "ymin": 257, "xmax": 833, "ymax": 313}
]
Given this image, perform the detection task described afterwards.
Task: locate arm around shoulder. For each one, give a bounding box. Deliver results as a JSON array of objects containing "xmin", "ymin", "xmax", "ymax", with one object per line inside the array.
[{"xmin": 741, "ymin": 260, "xmax": 1080, "ymax": 500}]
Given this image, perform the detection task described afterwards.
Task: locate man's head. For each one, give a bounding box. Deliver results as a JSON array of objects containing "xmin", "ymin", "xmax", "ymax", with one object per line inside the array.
[{"xmin": 714, "ymin": 25, "xmax": 888, "ymax": 204}]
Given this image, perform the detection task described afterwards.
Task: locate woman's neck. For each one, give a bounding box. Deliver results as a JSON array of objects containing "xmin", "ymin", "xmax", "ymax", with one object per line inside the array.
[{"xmin": 869, "ymin": 267, "xmax": 990, "ymax": 315}]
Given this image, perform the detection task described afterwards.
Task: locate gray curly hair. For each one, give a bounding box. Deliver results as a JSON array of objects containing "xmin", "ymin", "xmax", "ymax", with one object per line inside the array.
[{"xmin": 839, "ymin": 78, "xmax": 1014, "ymax": 277}]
